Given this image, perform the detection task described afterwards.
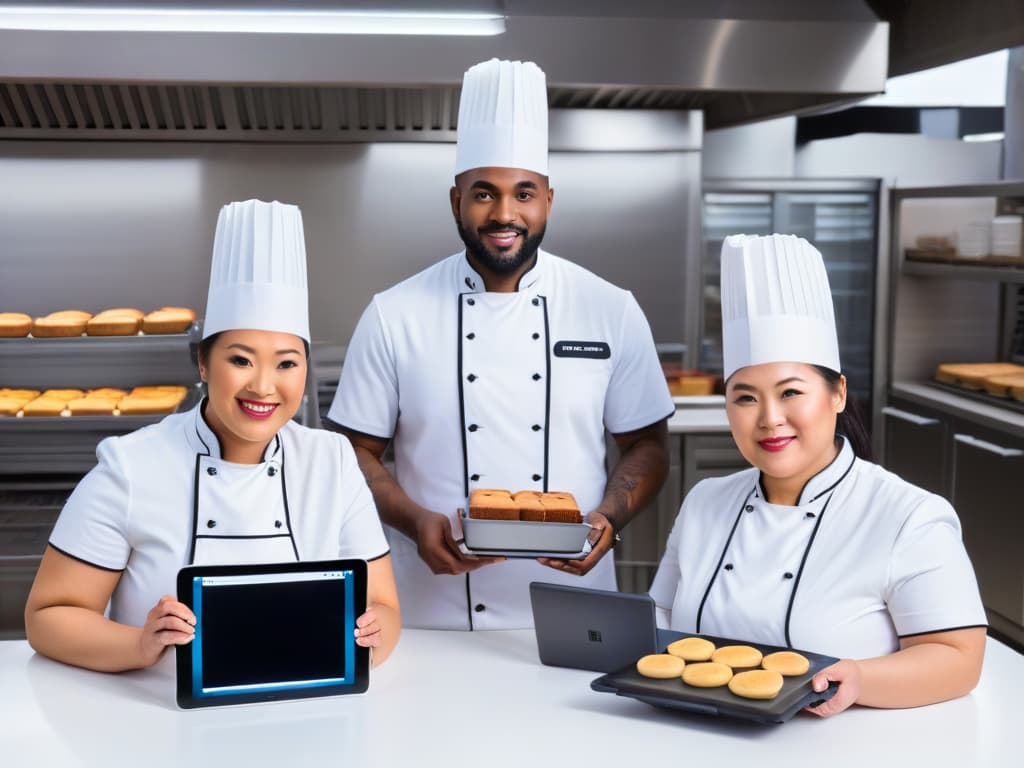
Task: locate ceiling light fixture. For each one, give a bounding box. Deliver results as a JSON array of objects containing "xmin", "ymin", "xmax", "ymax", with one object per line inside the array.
[{"xmin": 0, "ymin": 5, "xmax": 506, "ymax": 36}]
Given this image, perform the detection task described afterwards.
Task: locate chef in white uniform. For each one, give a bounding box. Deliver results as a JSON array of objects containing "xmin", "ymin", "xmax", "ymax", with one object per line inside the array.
[
  {"xmin": 25, "ymin": 200, "xmax": 400, "ymax": 672},
  {"xmin": 649, "ymin": 234, "xmax": 986, "ymax": 716},
  {"xmin": 327, "ymin": 59, "xmax": 674, "ymax": 630}
]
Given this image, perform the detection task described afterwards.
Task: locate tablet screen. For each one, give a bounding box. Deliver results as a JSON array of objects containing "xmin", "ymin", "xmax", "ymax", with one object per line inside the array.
[{"xmin": 176, "ymin": 560, "xmax": 369, "ymax": 708}]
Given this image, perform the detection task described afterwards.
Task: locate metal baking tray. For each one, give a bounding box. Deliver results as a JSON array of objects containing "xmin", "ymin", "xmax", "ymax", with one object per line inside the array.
[
  {"xmin": 0, "ymin": 385, "xmax": 201, "ymax": 475},
  {"xmin": 0, "ymin": 328, "xmax": 199, "ymax": 390},
  {"xmin": 929, "ymin": 379, "xmax": 1024, "ymax": 416},
  {"xmin": 457, "ymin": 510, "xmax": 591, "ymax": 559},
  {"xmin": 590, "ymin": 631, "xmax": 839, "ymax": 725}
]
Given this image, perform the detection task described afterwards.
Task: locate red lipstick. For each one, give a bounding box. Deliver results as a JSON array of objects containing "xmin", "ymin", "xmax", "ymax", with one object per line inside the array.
[{"xmin": 758, "ymin": 436, "xmax": 795, "ymax": 452}]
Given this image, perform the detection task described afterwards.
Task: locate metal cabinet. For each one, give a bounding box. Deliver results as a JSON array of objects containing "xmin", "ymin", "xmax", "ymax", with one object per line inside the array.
[
  {"xmin": 883, "ymin": 393, "xmax": 1024, "ymax": 645},
  {"xmin": 952, "ymin": 433, "xmax": 1024, "ymax": 627},
  {"xmin": 881, "ymin": 405, "xmax": 949, "ymax": 497}
]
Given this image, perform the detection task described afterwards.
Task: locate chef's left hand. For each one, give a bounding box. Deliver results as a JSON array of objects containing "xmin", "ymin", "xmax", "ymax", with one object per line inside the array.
[
  {"xmin": 537, "ymin": 510, "xmax": 616, "ymax": 577},
  {"xmin": 805, "ymin": 659, "xmax": 861, "ymax": 718},
  {"xmin": 354, "ymin": 608, "xmax": 382, "ymax": 650}
]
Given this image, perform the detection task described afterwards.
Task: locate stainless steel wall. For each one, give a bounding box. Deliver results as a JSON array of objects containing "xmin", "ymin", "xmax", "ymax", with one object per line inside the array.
[{"xmin": 0, "ymin": 138, "xmax": 699, "ymax": 348}]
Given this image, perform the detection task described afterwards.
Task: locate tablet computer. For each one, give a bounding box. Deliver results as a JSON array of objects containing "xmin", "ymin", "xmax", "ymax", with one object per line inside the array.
[
  {"xmin": 529, "ymin": 582, "xmax": 660, "ymax": 673},
  {"xmin": 175, "ymin": 559, "xmax": 369, "ymax": 709}
]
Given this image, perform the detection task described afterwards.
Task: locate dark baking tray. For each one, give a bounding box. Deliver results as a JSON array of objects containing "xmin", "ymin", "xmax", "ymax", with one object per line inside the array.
[
  {"xmin": 590, "ymin": 631, "xmax": 839, "ymax": 725},
  {"xmin": 928, "ymin": 378, "xmax": 1024, "ymax": 416}
]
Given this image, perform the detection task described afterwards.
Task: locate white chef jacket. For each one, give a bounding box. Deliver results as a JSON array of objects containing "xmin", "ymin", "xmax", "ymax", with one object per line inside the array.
[
  {"xmin": 49, "ymin": 401, "xmax": 389, "ymax": 629},
  {"xmin": 328, "ymin": 249, "xmax": 674, "ymax": 629},
  {"xmin": 649, "ymin": 438, "xmax": 987, "ymax": 660}
]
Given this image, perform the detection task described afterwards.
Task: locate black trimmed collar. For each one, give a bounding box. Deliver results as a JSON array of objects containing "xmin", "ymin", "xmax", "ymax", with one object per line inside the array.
[
  {"xmin": 754, "ymin": 436, "xmax": 856, "ymax": 506},
  {"xmin": 457, "ymin": 249, "xmax": 546, "ymax": 294},
  {"xmin": 186, "ymin": 398, "xmax": 281, "ymax": 463}
]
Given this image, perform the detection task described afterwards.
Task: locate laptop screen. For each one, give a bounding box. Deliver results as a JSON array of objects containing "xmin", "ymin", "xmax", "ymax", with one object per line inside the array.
[{"xmin": 177, "ymin": 560, "xmax": 368, "ymax": 708}]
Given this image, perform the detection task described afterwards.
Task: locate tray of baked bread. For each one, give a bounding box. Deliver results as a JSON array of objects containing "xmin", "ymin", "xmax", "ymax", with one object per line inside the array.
[
  {"xmin": 0, "ymin": 307, "xmax": 197, "ymax": 338},
  {"xmin": 0, "ymin": 385, "xmax": 200, "ymax": 475},
  {"xmin": 932, "ymin": 362, "xmax": 1024, "ymax": 414},
  {"xmin": 590, "ymin": 630, "xmax": 839, "ymax": 725},
  {"xmin": 458, "ymin": 489, "xmax": 592, "ymax": 559}
]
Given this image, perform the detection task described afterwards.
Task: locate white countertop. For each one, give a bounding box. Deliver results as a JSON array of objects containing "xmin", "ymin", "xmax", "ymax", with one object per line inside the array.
[
  {"xmin": 667, "ymin": 403, "xmax": 731, "ymax": 433},
  {"xmin": 1, "ymin": 630, "xmax": 1020, "ymax": 767}
]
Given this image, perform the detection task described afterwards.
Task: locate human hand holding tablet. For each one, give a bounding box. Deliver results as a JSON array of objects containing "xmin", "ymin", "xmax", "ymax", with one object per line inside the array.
[{"xmin": 175, "ymin": 559, "xmax": 370, "ymax": 709}]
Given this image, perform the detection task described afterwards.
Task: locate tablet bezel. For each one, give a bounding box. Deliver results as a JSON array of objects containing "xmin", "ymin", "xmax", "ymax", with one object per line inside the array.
[{"xmin": 175, "ymin": 559, "xmax": 369, "ymax": 709}]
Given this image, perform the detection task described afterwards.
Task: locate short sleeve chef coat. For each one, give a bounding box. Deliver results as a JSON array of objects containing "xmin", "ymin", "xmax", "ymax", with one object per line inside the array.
[
  {"xmin": 649, "ymin": 438, "xmax": 987, "ymax": 660},
  {"xmin": 328, "ymin": 249, "xmax": 674, "ymax": 629},
  {"xmin": 49, "ymin": 401, "xmax": 389, "ymax": 629}
]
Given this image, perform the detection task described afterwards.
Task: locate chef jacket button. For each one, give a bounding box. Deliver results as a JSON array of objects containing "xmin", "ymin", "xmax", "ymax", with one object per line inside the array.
[
  {"xmin": 206, "ymin": 519, "xmax": 216, "ymax": 529},
  {"xmin": 468, "ymin": 424, "xmax": 479, "ymax": 432},
  {"xmin": 267, "ymin": 466, "xmax": 277, "ymax": 477},
  {"xmin": 745, "ymin": 504, "xmax": 754, "ymax": 512},
  {"xmin": 532, "ymin": 332, "xmax": 540, "ymax": 340},
  {"xmin": 805, "ymin": 512, "xmax": 816, "ymax": 519},
  {"xmin": 783, "ymin": 572, "xmax": 794, "ymax": 579},
  {"xmin": 532, "ymin": 373, "xmax": 542, "ymax": 381},
  {"xmin": 467, "ymin": 374, "xmax": 477, "ymax": 382},
  {"xmin": 474, "ymin": 604, "xmax": 486, "ymax": 613},
  {"xmin": 466, "ymin": 332, "xmax": 475, "ymax": 340},
  {"xmin": 531, "ymin": 424, "xmax": 541, "ymax": 432},
  {"xmin": 206, "ymin": 466, "xmax": 217, "ymax": 476},
  {"xmin": 470, "ymin": 473, "xmax": 480, "ymax": 481},
  {"xmin": 532, "ymin": 473, "xmax": 542, "ymax": 481},
  {"xmin": 274, "ymin": 520, "xmax": 282, "ymax": 529},
  {"xmin": 723, "ymin": 563, "xmax": 733, "ymax": 571},
  {"xmin": 467, "ymin": 298, "xmax": 475, "ymax": 306},
  {"xmin": 531, "ymin": 298, "xmax": 539, "ymax": 306}
]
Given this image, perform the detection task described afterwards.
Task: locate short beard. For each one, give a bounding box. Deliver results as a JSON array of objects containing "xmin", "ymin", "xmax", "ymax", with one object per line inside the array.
[{"xmin": 458, "ymin": 222, "xmax": 547, "ymax": 276}]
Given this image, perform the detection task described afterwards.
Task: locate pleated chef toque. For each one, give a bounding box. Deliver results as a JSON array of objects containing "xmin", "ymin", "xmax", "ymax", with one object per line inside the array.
[
  {"xmin": 455, "ymin": 58, "xmax": 548, "ymax": 177},
  {"xmin": 720, "ymin": 234, "xmax": 840, "ymax": 380},
  {"xmin": 202, "ymin": 199, "xmax": 310, "ymax": 343}
]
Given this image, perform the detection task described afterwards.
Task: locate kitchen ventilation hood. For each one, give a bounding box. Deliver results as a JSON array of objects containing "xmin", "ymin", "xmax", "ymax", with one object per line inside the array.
[{"xmin": 0, "ymin": 1, "xmax": 890, "ymax": 140}]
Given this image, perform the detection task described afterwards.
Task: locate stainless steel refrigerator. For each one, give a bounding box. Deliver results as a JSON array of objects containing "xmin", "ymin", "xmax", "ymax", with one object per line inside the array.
[{"xmin": 701, "ymin": 178, "xmax": 881, "ymax": 418}]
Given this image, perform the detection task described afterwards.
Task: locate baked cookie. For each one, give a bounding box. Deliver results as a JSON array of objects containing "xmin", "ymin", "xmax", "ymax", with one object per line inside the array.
[
  {"xmin": 711, "ymin": 645, "xmax": 763, "ymax": 669},
  {"xmin": 761, "ymin": 651, "xmax": 810, "ymax": 676},
  {"xmin": 728, "ymin": 669, "xmax": 784, "ymax": 700},
  {"xmin": 666, "ymin": 636, "xmax": 716, "ymax": 662},
  {"xmin": 635, "ymin": 654, "xmax": 685, "ymax": 679},
  {"xmin": 682, "ymin": 662, "xmax": 733, "ymax": 688}
]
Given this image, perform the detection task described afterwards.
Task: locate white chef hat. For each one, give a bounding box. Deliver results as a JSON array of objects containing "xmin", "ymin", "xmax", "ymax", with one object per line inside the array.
[
  {"xmin": 455, "ymin": 58, "xmax": 549, "ymax": 177},
  {"xmin": 720, "ymin": 234, "xmax": 840, "ymax": 380},
  {"xmin": 202, "ymin": 199, "xmax": 310, "ymax": 343}
]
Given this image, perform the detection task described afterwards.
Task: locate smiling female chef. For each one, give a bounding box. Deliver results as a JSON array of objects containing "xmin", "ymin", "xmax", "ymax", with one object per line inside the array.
[
  {"xmin": 649, "ymin": 234, "xmax": 986, "ymax": 717},
  {"xmin": 25, "ymin": 200, "xmax": 400, "ymax": 672}
]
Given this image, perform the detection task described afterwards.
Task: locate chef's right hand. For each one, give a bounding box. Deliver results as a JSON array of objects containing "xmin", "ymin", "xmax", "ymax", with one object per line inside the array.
[
  {"xmin": 138, "ymin": 595, "xmax": 195, "ymax": 667},
  {"xmin": 414, "ymin": 511, "xmax": 503, "ymax": 575}
]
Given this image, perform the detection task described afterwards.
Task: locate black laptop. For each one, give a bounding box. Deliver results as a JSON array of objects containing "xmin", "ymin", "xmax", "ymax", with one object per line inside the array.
[{"xmin": 529, "ymin": 582, "xmax": 664, "ymax": 673}]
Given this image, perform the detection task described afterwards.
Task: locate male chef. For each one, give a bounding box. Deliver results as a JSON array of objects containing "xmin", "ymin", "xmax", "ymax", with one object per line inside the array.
[{"xmin": 326, "ymin": 58, "xmax": 674, "ymax": 629}]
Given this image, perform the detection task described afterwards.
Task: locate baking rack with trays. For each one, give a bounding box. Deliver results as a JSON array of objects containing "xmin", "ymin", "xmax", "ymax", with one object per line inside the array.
[{"xmin": 0, "ymin": 326, "xmax": 202, "ymax": 475}]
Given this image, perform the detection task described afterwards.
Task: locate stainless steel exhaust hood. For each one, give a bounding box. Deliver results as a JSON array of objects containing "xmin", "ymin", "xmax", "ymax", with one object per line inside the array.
[{"xmin": 0, "ymin": 1, "xmax": 889, "ymax": 140}]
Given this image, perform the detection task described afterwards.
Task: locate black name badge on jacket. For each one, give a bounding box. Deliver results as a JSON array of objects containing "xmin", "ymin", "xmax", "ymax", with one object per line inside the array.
[{"xmin": 553, "ymin": 340, "xmax": 611, "ymax": 359}]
